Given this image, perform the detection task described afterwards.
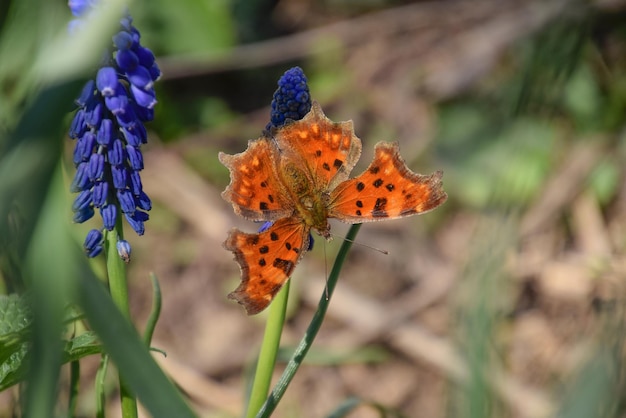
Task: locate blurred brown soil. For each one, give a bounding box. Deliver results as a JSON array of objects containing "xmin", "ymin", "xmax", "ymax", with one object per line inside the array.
[{"xmin": 97, "ymin": 0, "xmax": 626, "ymax": 417}]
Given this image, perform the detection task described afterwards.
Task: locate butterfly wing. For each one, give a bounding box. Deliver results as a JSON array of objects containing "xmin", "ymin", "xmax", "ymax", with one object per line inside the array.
[
  {"xmin": 224, "ymin": 217, "xmax": 310, "ymax": 315},
  {"xmin": 328, "ymin": 141, "xmax": 447, "ymax": 222},
  {"xmin": 219, "ymin": 138, "xmax": 293, "ymax": 221},
  {"xmin": 273, "ymin": 102, "xmax": 362, "ymax": 191}
]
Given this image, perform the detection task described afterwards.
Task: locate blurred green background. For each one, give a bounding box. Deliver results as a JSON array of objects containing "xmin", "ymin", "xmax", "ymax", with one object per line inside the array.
[{"xmin": 2, "ymin": 0, "xmax": 626, "ymax": 417}]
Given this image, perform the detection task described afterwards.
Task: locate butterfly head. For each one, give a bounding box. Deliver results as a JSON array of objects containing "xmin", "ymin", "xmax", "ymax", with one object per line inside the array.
[
  {"xmin": 313, "ymin": 222, "xmax": 332, "ymax": 241},
  {"xmin": 298, "ymin": 194, "xmax": 332, "ymax": 239}
]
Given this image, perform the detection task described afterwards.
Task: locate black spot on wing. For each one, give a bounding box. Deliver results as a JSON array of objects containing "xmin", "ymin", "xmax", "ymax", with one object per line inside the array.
[
  {"xmin": 259, "ymin": 245, "xmax": 269, "ymax": 254},
  {"xmin": 373, "ymin": 197, "xmax": 388, "ymax": 217},
  {"xmin": 322, "ymin": 162, "xmax": 331, "ymax": 171},
  {"xmin": 259, "ymin": 258, "xmax": 266, "ymax": 267},
  {"xmin": 356, "ymin": 182, "xmax": 365, "ymax": 192},
  {"xmin": 369, "ymin": 166, "xmax": 380, "ymax": 174},
  {"xmin": 260, "ymin": 202, "xmax": 269, "ymax": 210},
  {"xmin": 273, "ymin": 258, "xmax": 295, "ymax": 275},
  {"xmin": 386, "ymin": 184, "xmax": 395, "ymax": 191},
  {"xmin": 270, "ymin": 231, "xmax": 279, "ymax": 241},
  {"xmin": 373, "ymin": 179, "xmax": 383, "ymax": 188},
  {"xmin": 333, "ymin": 159, "xmax": 343, "ymax": 169}
]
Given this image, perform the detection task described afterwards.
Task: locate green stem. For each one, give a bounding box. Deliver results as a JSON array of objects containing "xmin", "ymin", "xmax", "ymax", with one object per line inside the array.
[
  {"xmin": 104, "ymin": 216, "xmax": 138, "ymax": 418},
  {"xmin": 68, "ymin": 360, "xmax": 80, "ymax": 418},
  {"xmin": 95, "ymin": 355, "xmax": 109, "ymax": 418},
  {"xmin": 255, "ymin": 224, "xmax": 361, "ymax": 418},
  {"xmin": 245, "ymin": 280, "xmax": 290, "ymax": 418}
]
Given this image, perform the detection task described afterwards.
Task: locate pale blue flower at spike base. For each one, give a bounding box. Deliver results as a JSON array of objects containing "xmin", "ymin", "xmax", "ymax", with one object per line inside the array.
[
  {"xmin": 68, "ymin": 2, "xmax": 159, "ymax": 258},
  {"xmin": 116, "ymin": 239, "xmax": 132, "ymax": 263}
]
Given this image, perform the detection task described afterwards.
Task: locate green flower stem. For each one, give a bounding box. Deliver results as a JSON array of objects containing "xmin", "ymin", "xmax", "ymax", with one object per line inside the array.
[
  {"xmin": 255, "ymin": 224, "xmax": 361, "ymax": 418},
  {"xmin": 245, "ymin": 280, "xmax": 291, "ymax": 418},
  {"xmin": 104, "ymin": 216, "xmax": 138, "ymax": 418},
  {"xmin": 95, "ymin": 355, "xmax": 109, "ymax": 418}
]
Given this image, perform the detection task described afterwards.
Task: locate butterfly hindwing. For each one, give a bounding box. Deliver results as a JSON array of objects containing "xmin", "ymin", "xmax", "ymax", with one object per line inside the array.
[
  {"xmin": 328, "ymin": 142, "xmax": 447, "ymax": 222},
  {"xmin": 224, "ymin": 217, "xmax": 310, "ymax": 315},
  {"xmin": 219, "ymin": 138, "xmax": 293, "ymax": 222}
]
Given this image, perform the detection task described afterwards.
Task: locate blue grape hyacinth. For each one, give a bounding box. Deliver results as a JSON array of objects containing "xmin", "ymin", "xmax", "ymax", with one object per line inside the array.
[
  {"xmin": 68, "ymin": 1, "xmax": 159, "ymax": 260},
  {"xmin": 266, "ymin": 66, "xmax": 311, "ymax": 131}
]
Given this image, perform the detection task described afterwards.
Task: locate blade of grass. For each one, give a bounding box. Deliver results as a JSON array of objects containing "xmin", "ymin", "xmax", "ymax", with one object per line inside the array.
[
  {"xmin": 255, "ymin": 224, "xmax": 361, "ymax": 418},
  {"xmin": 143, "ymin": 273, "xmax": 162, "ymax": 346},
  {"xmin": 23, "ymin": 166, "xmax": 80, "ymax": 418},
  {"xmin": 556, "ymin": 348, "xmax": 618, "ymax": 418},
  {"xmin": 452, "ymin": 217, "xmax": 514, "ymax": 418}
]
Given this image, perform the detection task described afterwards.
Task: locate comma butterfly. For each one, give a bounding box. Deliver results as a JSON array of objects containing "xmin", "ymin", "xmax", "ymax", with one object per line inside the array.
[{"xmin": 219, "ymin": 102, "xmax": 447, "ymax": 314}]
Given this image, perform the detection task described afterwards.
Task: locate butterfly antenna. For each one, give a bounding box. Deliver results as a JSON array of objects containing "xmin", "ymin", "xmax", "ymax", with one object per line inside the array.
[
  {"xmin": 323, "ymin": 240, "xmax": 329, "ymax": 300},
  {"xmin": 330, "ymin": 232, "xmax": 389, "ymax": 255}
]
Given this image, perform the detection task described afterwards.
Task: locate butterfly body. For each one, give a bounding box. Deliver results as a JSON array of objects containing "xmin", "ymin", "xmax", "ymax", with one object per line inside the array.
[
  {"xmin": 220, "ymin": 102, "xmax": 447, "ymax": 314},
  {"xmin": 279, "ymin": 161, "xmax": 331, "ymax": 238}
]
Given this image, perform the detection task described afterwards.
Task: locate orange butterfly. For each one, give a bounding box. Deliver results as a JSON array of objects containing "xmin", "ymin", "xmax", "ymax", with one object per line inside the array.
[{"xmin": 219, "ymin": 102, "xmax": 447, "ymax": 314}]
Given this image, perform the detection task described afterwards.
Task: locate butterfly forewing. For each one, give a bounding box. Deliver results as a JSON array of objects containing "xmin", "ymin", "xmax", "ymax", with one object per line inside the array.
[
  {"xmin": 328, "ymin": 142, "xmax": 447, "ymax": 222},
  {"xmin": 225, "ymin": 217, "xmax": 310, "ymax": 315},
  {"xmin": 219, "ymin": 138, "xmax": 293, "ymax": 221},
  {"xmin": 274, "ymin": 102, "xmax": 362, "ymax": 192}
]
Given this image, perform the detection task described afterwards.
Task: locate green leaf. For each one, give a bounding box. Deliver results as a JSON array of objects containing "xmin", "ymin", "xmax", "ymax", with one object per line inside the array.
[
  {"xmin": 0, "ymin": 340, "xmax": 29, "ymax": 391},
  {"xmin": 64, "ymin": 331, "xmax": 102, "ymax": 362},
  {"xmin": 0, "ymin": 293, "xmax": 32, "ymax": 335},
  {"xmin": 0, "ymin": 293, "xmax": 32, "ymax": 390}
]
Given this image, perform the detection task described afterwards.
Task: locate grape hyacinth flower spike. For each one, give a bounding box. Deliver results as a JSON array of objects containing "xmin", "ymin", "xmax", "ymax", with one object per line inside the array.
[
  {"xmin": 68, "ymin": 2, "xmax": 160, "ymax": 261},
  {"xmin": 265, "ymin": 66, "xmax": 312, "ymax": 131}
]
